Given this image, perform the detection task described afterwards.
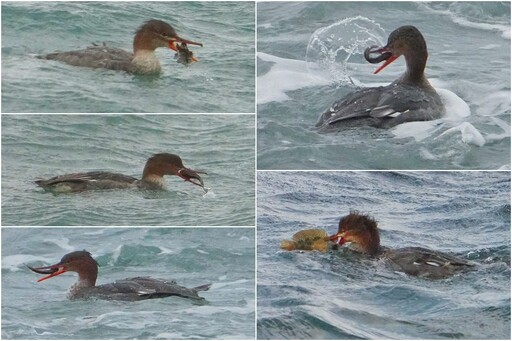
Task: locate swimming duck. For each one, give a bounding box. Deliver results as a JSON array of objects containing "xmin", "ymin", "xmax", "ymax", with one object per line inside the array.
[
  {"xmin": 327, "ymin": 211, "xmax": 475, "ymax": 279},
  {"xmin": 316, "ymin": 25, "xmax": 445, "ymax": 130},
  {"xmin": 39, "ymin": 19, "xmax": 202, "ymax": 74},
  {"xmin": 28, "ymin": 250, "xmax": 210, "ymax": 301},
  {"xmin": 35, "ymin": 153, "xmax": 206, "ymax": 193}
]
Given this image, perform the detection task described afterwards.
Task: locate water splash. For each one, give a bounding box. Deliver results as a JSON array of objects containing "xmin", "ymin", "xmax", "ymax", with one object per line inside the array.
[{"xmin": 306, "ymin": 16, "xmax": 386, "ymax": 86}]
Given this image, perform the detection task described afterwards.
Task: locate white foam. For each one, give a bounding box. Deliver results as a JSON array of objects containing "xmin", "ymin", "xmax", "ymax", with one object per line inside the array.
[
  {"xmin": 392, "ymin": 120, "xmax": 443, "ymax": 142},
  {"xmin": 157, "ymin": 246, "xmax": 177, "ymax": 255},
  {"xmin": 42, "ymin": 237, "xmax": 74, "ymax": 252},
  {"xmin": 420, "ymin": 4, "xmax": 511, "ymax": 40},
  {"xmin": 392, "ymin": 86, "xmax": 471, "ymax": 142},
  {"xmin": 485, "ymin": 117, "xmax": 511, "ymax": 143},
  {"xmin": 473, "ymin": 90, "xmax": 510, "ymax": 118},
  {"xmin": 211, "ymin": 278, "xmax": 250, "ymax": 290},
  {"xmin": 436, "ymin": 122, "xmax": 486, "ymax": 147},
  {"xmin": 257, "ymin": 52, "xmax": 330, "ymax": 104},
  {"xmin": 437, "ymin": 88, "xmax": 471, "ymax": 120},
  {"xmin": 479, "ymin": 44, "xmax": 501, "ymax": 50},
  {"xmin": 111, "ymin": 245, "xmax": 123, "ymax": 264},
  {"xmin": 2, "ymin": 254, "xmax": 51, "ymax": 271},
  {"xmin": 181, "ymin": 302, "xmax": 254, "ymax": 316},
  {"xmin": 305, "ymin": 16, "xmax": 386, "ymax": 83},
  {"xmin": 203, "ymin": 189, "xmax": 216, "ymax": 198},
  {"xmin": 419, "ymin": 147, "xmax": 438, "ymax": 160},
  {"xmin": 83, "ymin": 229, "xmax": 106, "ymax": 235},
  {"xmin": 451, "ymin": 17, "xmax": 510, "ymax": 40}
]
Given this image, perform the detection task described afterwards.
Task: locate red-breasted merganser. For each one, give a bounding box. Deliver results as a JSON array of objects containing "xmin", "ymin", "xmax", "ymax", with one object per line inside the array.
[
  {"xmin": 28, "ymin": 250, "xmax": 211, "ymax": 301},
  {"xmin": 316, "ymin": 25, "xmax": 445, "ymax": 129},
  {"xmin": 327, "ymin": 212, "xmax": 475, "ymax": 279},
  {"xmin": 35, "ymin": 153, "xmax": 206, "ymax": 193},
  {"xmin": 38, "ymin": 19, "xmax": 203, "ymax": 74}
]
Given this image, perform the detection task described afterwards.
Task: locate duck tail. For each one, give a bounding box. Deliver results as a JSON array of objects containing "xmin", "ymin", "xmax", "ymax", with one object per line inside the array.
[{"xmin": 192, "ymin": 283, "xmax": 211, "ymax": 292}]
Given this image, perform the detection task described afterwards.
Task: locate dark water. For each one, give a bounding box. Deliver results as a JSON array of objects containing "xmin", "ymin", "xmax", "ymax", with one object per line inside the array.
[
  {"xmin": 2, "ymin": 227, "xmax": 255, "ymax": 339},
  {"xmin": 257, "ymin": 2, "xmax": 510, "ymax": 170},
  {"xmin": 2, "ymin": 114, "xmax": 255, "ymax": 226},
  {"xmin": 257, "ymin": 171, "xmax": 510, "ymax": 339},
  {"xmin": 2, "ymin": 1, "xmax": 255, "ymax": 113}
]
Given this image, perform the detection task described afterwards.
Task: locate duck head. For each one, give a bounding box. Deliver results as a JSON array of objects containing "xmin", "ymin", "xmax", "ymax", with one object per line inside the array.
[
  {"xmin": 28, "ymin": 250, "xmax": 98, "ymax": 287},
  {"xmin": 364, "ymin": 25, "xmax": 428, "ymax": 78},
  {"xmin": 327, "ymin": 211, "xmax": 381, "ymax": 256},
  {"xmin": 133, "ymin": 19, "xmax": 203, "ymax": 53}
]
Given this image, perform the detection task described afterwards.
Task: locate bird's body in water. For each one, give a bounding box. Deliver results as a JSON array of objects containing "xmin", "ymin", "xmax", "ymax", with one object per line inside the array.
[
  {"xmin": 39, "ymin": 19, "xmax": 203, "ymax": 74},
  {"xmin": 316, "ymin": 25, "xmax": 445, "ymax": 130},
  {"xmin": 281, "ymin": 212, "xmax": 475, "ymax": 280},
  {"xmin": 28, "ymin": 250, "xmax": 211, "ymax": 301},
  {"xmin": 35, "ymin": 153, "xmax": 207, "ymax": 193}
]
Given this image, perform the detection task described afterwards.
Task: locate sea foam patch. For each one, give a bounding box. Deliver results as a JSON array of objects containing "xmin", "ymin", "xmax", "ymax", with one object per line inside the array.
[
  {"xmin": 420, "ymin": 2, "xmax": 511, "ymax": 40},
  {"xmin": 436, "ymin": 122, "xmax": 486, "ymax": 147},
  {"xmin": 257, "ymin": 52, "xmax": 330, "ymax": 104},
  {"xmin": 3, "ymin": 254, "xmax": 52, "ymax": 272},
  {"xmin": 392, "ymin": 86, "xmax": 473, "ymax": 142}
]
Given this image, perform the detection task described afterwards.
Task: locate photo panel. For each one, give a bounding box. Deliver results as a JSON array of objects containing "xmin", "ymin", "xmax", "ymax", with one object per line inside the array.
[
  {"xmin": 257, "ymin": 2, "xmax": 510, "ymax": 170},
  {"xmin": 2, "ymin": 1, "xmax": 255, "ymax": 113},
  {"xmin": 2, "ymin": 227, "xmax": 256, "ymax": 339},
  {"xmin": 257, "ymin": 171, "xmax": 510, "ymax": 339},
  {"xmin": 2, "ymin": 114, "xmax": 255, "ymax": 226}
]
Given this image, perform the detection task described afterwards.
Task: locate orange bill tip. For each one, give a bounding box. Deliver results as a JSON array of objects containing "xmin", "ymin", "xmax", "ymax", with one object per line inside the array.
[{"xmin": 374, "ymin": 55, "xmax": 399, "ymax": 74}]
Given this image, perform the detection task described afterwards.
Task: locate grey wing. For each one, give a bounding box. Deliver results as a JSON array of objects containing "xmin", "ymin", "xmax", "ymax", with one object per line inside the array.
[
  {"xmin": 111, "ymin": 277, "xmax": 209, "ymax": 300},
  {"xmin": 368, "ymin": 85, "xmax": 445, "ymax": 127},
  {"xmin": 35, "ymin": 172, "xmax": 97, "ymax": 187},
  {"xmin": 317, "ymin": 87, "xmax": 385, "ymax": 126},
  {"xmin": 43, "ymin": 46, "xmax": 133, "ymax": 70},
  {"xmin": 35, "ymin": 171, "xmax": 137, "ymax": 187},
  {"xmin": 318, "ymin": 84, "xmax": 445, "ymax": 128},
  {"xmin": 385, "ymin": 247, "xmax": 475, "ymax": 279},
  {"xmin": 391, "ymin": 247, "xmax": 474, "ymax": 267}
]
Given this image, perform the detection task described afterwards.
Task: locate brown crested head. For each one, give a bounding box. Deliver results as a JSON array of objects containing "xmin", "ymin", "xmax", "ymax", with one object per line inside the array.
[
  {"xmin": 28, "ymin": 250, "xmax": 99, "ymax": 285},
  {"xmin": 133, "ymin": 19, "xmax": 203, "ymax": 53},
  {"xmin": 364, "ymin": 25, "xmax": 428, "ymax": 80},
  {"xmin": 385, "ymin": 25, "xmax": 427, "ymax": 59},
  {"xmin": 133, "ymin": 20, "xmax": 177, "ymax": 52},
  {"xmin": 385, "ymin": 25, "xmax": 428, "ymax": 80},
  {"xmin": 142, "ymin": 153, "xmax": 205, "ymax": 188},
  {"xmin": 328, "ymin": 211, "xmax": 381, "ymax": 255},
  {"xmin": 59, "ymin": 250, "xmax": 99, "ymax": 270}
]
